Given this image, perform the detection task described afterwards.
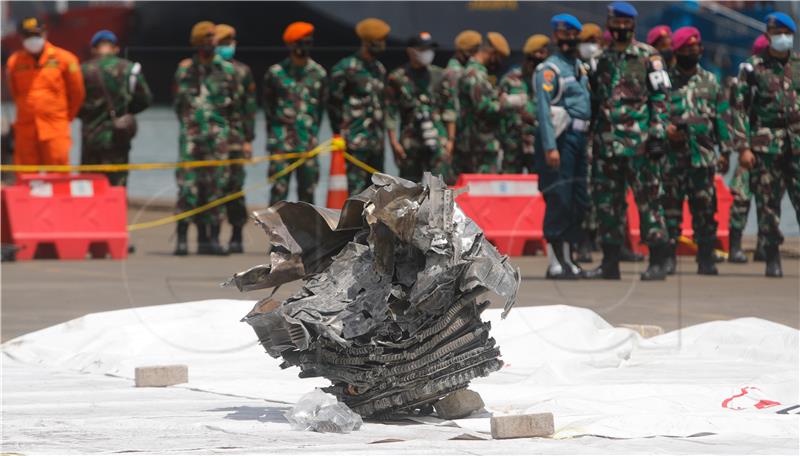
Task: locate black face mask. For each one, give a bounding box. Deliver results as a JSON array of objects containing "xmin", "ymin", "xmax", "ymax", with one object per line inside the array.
[
  {"xmin": 659, "ymin": 49, "xmax": 674, "ymax": 63},
  {"xmin": 526, "ymin": 55, "xmax": 544, "ymax": 70},
  {"xmin": 558, "ymin": 38, "xmax": 579, "ymax": 56},
  {"xmin": 609, "ymin": 26, "xmax": 634, "ymax": 43},
  {"xmin": 676, "ymin": 53, "xmax": 700, "ymax": 69},
  {"xmin": 367, "ymin": 42, "xmax": 385, "ymax": 57}
]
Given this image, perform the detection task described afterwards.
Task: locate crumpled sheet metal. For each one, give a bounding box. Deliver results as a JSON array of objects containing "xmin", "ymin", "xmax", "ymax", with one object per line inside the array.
[{"xmin": 231, "ymin": 173, "xmax": 520, "ymax": 418}]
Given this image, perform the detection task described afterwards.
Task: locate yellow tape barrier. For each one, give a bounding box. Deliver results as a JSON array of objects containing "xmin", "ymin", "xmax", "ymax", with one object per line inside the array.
[{"xmin": 127, "ymin": 140, "xmax": 331, "ymax": 231}]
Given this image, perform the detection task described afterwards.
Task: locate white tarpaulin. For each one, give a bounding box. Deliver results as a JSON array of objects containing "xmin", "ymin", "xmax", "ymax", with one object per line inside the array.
[{"xmin": 2, "ymin": 299, "xmax": 798, "ymax": 454}]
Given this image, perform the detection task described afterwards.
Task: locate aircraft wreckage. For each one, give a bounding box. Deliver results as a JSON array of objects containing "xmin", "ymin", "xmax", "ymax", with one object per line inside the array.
[{"xmin": 227, "ymin": 173, "xmax": 520, "ymax": 418}]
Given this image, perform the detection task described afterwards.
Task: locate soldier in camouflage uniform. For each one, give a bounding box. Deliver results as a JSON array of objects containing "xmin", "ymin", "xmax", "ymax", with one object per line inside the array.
[
  {"xmin": 173, "ymin": 21, "xmax": 243, "ymax": 256},
  {"xmin": 661, "ymin": 27, "xmax": 732, "ymax": 276},
  {"xmin": 584, "ymin": 2, "xmax": 672, "ymax": 281},
  {"xmin": 79, "ymin": 30, "xmax": 152, "ymax": 187},
  {"xmin": 732, "ymin": 13, "xmax": 800, "ymax": 278},
  {"xmin": 498, "ymin": 34, "xmax": 549, "ymax": 174},
  {"xmin": 214, "ymin": 24, "xmax": 257, "ymax": 253},
  {"xmin": 457, "ymin": 32, "xmax": 524, "ymax": 174},
  {"xmin": 328, "ymin": 18, "xmax": 390, "ymax": 193},
  {"xmin": 441, "ymin": 30, "xmax": 482, "ymax": 182},
  {"xmin": 264, "ymin": 22, "xmax": 327, "ymax": 206},
  {"xmin": 386, "ymin": 32, "xmax": 450, "ymax": 182}
]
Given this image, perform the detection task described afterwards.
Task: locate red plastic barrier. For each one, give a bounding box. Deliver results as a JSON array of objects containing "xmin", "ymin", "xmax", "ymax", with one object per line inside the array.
[
  {"xmin": 454, "ymin": 174, "xmax": 545, "ymax": 256},
  {"xmin": 626, "ymin": 175, "xmax": 732, "ymax": 256},
  {"xmin": 1, "ymin": 173, "xmax": 128, "ymax": 260}
]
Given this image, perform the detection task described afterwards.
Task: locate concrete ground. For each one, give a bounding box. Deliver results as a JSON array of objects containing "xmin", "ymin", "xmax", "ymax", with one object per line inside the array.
[{"xmin": 2, "ymin": 204, "xmax": 798, "ymax": 342}]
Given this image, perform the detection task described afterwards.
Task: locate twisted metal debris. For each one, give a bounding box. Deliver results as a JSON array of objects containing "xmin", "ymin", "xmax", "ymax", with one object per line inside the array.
[{"xmin": 227, "ymin": 173, "xmax": 520, "ymax": 418}]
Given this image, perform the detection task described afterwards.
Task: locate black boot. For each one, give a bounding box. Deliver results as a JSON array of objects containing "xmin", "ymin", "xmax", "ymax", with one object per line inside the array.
[
  {"xmin": 546, "ymin": 241, "xmax": 579, "ymax": 280},
  {"xmin": 754, "ymin": 238, "xmax": 766, "ymax": 262},
  {"xmin": 641, "ymin": 243, "xmax": 667, "ymax": 281},
  {"xmin": 575, "ymin": 238, "xmax": 593, "ymax": 263},
  {"xmin": 664, "ymin": 242, "xmax": 677, "ymax": 275},
  {"xmin": 228, "ymin": 225, "xmax": 244, "ymax": 254},
  {"xmin": 728, "ymin": 230, "xmax": 748, "ymax": 263},
  {"xmin": 196, "ymin": 222, "xmax": 210, "ymax": 254},
  {"xmin": 621, "ymin": 244, "xmax": 645, "ymax": 262},
  {"xmin": 203, "ymin": 223, "xmax": 228, "ymax": 256},
  {"xmin": 697, "ymin": 242, "xmax": 719, "ymax": 275},
  {"xmin": 174, "ymin": 220, "xmax": 189, "ymax": 256},
  {"xmin": 583, "ymin": 244, "xmax": 621, "ymax": 280},
  {"xmin": 765, "ymin": 245, "xmax": 783, "ymax": 278}
]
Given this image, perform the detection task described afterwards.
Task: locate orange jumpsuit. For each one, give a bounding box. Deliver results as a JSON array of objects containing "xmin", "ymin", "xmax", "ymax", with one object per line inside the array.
[{"xmin": 6, "ymin": 41, "xmax": 85, "ymax": 165}]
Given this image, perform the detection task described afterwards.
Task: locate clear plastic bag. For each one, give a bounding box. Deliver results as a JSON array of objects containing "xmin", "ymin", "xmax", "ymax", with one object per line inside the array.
[{"xmin": 284, "ymin": 389, "xmax": 363, "ymax": 433}]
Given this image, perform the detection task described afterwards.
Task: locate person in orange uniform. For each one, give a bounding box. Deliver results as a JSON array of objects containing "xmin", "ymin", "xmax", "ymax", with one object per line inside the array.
[{"xmin": 6, "ymin": 17, "xmax": 85, "ymax": 165}]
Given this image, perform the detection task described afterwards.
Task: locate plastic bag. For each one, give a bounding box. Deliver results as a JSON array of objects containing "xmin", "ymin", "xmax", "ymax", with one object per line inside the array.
[{"xmin": 284, "ymin": 389, "xmax": 363, "ymax": 433}]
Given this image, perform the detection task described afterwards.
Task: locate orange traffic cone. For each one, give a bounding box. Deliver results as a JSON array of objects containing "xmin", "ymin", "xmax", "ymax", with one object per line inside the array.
[{"xmin": 326, "ymin": 135, "xmax": 348, "ymax": 209}]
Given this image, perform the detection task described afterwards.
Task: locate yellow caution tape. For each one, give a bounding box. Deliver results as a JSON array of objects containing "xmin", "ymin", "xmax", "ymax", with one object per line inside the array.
[
  {"xmin": 343, "ymin": 152, "xmax": 380, "ymax": 175},
  {"xmin": 678, "ymin": 235, "xmax": 728, "ymax": 260},
  {"xmin": 0, "ymin": 151, "xmax": 312, "ymax": 173},
  {"xmin": 126, "ymin": 142, "xmax": 329, "ymax": 231}
]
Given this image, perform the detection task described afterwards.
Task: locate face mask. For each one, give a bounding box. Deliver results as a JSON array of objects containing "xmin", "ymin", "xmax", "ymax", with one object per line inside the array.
[
  {"xmin": 23, "ymin": 36, "xmax": 45, "ymax": 54},
  {"xmin": 558, "ymin": 38, "xmax": 579, "ymax": 55},
  {"xmin": 525, "ymin": 55, "xmax": 544, "ymax": 70},
  {"xmin": 215, "ymin": 44, "xmax": 236, "ymax": 60},
  {"xmin": 676, "ymin": 53, "xmax": 700, "ymax": 69},
  {"xmin": 609, "ymin": 26, "xmax": 634, "ymax": 43},
  {"xmin": 770, "ymin": 33, "xmax": 794, "ymax": 52},
  {"xmin": 414, "ymin": 49, "xmax": 435, "ymax": 66},
  {"xmin": 579, "ymin": 42, "xmax": 599, "ymax": 60},
  {"xmin": 367, "ymin": 42, "xmax": 385, "ymax": 56},
  {"xmin": 659, "ymin": 49, "xmax": 674, "ymax": 63}
]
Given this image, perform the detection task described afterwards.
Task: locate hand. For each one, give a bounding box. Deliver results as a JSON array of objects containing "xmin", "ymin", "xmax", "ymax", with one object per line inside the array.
[
  {"xmin": 666, "ymin": 124, "xmax": 685, "ymax": 142},
  {"xmin": 445, "ymin": 139, "xmax": 454, "ymax": 162},
  {"xmin": 545, "ymin": 149, "xmax": 560, "ymax": 169},
  {"xmin": 739, "ymin": 149, "xmax": 755, "ymax": 170},
  {"xmin": 242, "ymin": 142, "xmax": 253, "ymax": 159},
  {"xmin": 717, "ymin": 154, "xmax": 730, "ymax": 174},
  {"xmin": 391, "ymin": 140, "xmax": 406, "ymax": 161}
]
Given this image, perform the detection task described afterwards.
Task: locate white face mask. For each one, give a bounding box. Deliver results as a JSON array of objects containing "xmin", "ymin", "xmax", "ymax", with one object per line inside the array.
[
  {"xmin": 414, "ymin": 49, "xmax": 435, "ymax": 66},
  {"xmin": 770, "ymin": 33, "xmax": 794, "ymax": 52},
  {"xmin": 578, "ymin": 42, "xmax": 600, "ymax": 60},
  {"xmin": 23, "ymin": 36, "xmax": 45, "ymax": 54}
]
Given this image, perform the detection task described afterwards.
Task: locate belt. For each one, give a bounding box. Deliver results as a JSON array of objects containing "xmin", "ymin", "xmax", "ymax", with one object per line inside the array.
[{"xmin": 570, "ymin": 118, "xmax": 590, "ymax": 133}]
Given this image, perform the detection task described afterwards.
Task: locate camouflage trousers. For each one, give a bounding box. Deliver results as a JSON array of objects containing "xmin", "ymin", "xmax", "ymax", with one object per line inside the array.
[
  {"xmin": 396, "ymin": 139, "xmax": 453, "ymax": 184},
  {"xmin": 661, "ymin": 156, "xmax": 718, "ymax": 245},
  {"xmin": 593, "ymin": 154, "xmax": 668, "ymax": 247},
  {"xmin": 176, "ymin": 136, "xmax": 227, "ymax": 225},
  {"xmin": 268, "ymin": 154, "xmax": 319, "ymax": 205},
  {"xmin": 728, "ymin": 165, "xmax": 752, "ymax": 232},
  {"xmin": 81, "ymin": 144, "xmax": 131, "ymax": 187},
  {"xmin": 453, "ymin": 146, "xmax": 501, "ymax": 176},
  {"xmin": 750, "ymin": 152, "xmax": 800, "ymax": 248},
  {"xmin": 582, "ymin": 152, "xmax": 599, "ymax": 234},
  {"xmin": 225, "ymin": 147, "xmax": 248, "ymax": 227},
  {"xmin": 501, "ymin": 141, "xmax": 533, "ymax": 174},
  {"xmin": 346, "ymin": 146, "xmax": 384, "ymax": 195}
]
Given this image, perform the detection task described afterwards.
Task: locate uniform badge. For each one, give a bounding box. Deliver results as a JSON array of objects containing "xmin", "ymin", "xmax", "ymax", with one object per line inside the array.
[{"xmin": 543, "ymin": 69, "xmax": 555, "ymax": 83}]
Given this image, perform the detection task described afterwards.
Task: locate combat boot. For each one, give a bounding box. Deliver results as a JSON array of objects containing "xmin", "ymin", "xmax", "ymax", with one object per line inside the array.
[
  {"xmin": 728, "ymin": 229, "xmax": 748, "ymax": 263},
  {"xmin": 620, "ymin": 244, "xmax": 645, "ymax": 262},
  {"xmin": 545, "ymin": 241, "xmax": 579, "ymax": 280},
  {"xmin": 575, "ymin": 238, "xmax": 593, "ymax": 263},
  {"xmin": 664, "ymin": 242, "xmax": 677, "ymax": 275},
  {"xmin": 765, "ymin": 245, "xmax": 783, "ymax": 278},
  {"xmin": 754, "ymin": 238, "xmax": 766, "ymax": 262},
  {"xmin": 229, "ymin": 225, "xmax": 244, "ymax": 254},
  {"xmin": 583, "ymin": 244, "xmax": 621, "ymax": 280},
  {"xmin": 203, "ymin": 223, "xmax": 228, "ymax": 256},
  {"xmin": 196, "ymin": 221, "xmax": 210, "ymax": 254},
  {"xmin": 697, "ymin": 242, "xmax": 719, "ymax": 275},
  {"xmin": 641, "ymin": 243, "xmax": 667, "ymax": 281},
  {"xmin": 174, "ymin": 220, "xmax": 189, "ymax": 256}
]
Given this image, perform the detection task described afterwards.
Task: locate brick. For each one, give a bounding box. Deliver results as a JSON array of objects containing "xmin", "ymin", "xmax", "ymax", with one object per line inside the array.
[
  {"xmin": 134, "ymin": 365, "xmax": 188, "ymax": 387},
  {"xmin": 434, "ymin": 389, "xmax": 485, "ymax": 419},
  {"xmin": 620, "ymin": 324, "xmax": 664, "ymax": 338},
  {"xmin": 490, "ymin": 413, "xmax": 554, "ymax": 439}
]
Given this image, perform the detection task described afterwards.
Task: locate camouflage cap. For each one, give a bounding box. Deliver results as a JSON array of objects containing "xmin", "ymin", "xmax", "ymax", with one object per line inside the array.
[
  {"xmin": 486, "ymin": 31, "xmax": 510, "ymax": 57},
  {"xmin": 190, "ymin": 21, "xmax": 216, "ymax": 46},
  {"xmin": 579, "ymin": 23, "xmax": 603, "ymax": 41},
  {"xmin": 356, "ymin": 18, "xmax": 390, "ymax": 41},
  {"xmin": 523, "ymin": 34, "xmax": 550, "ymax": 54},
  {"xmin": 454, "ymin": 29, "xmax": 482, "ymax": 50},
  {"xmin": 214, "ymin": 24, "xmax": 236, "ymax": 42}
]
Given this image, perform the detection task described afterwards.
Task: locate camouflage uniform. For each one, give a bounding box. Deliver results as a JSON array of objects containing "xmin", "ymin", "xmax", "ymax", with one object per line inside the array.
[
  {"xmin": 590, "ymin": 42, "xmax": 670, "ymax": 248},
  {"xmin": 225, "ymin": 59, "xmax": 257, "ymax": 227},
  {"xmin": 456, "ymin": 58, "xmax": 504, "ymax": 174},
  {"xmin": 498, "ymin": 67, "xmax": 536, "ymax": 173},
  {"xmin": 440, "ymin": 58, "xmax": 465, "ymax": 177},
  {"xmin": 173, "ymin": 54, "xmax": 242, "ymax": 224},
  {"xmin": 662, "ymin": 65, "xmax": 732, "ymax": 245},
  {"xmin": 264, "ymin": 57, "xmax": 327, "ymax": 204},
  {"xmin": 728, "ymin": 166, "xmax": 752, "ymax": 232},
  {"xmin": 385, "ymin": 63, "xmax": 450, "ymax": 182},
  {"xmin": 732, "ymin": 50, "xmax": 800, "ymax": 248},
  {"xmin": 79, "ymin": 54, "xmax": 151, "ymax": 186},
  {"xmin": 328, "ymin": 53, "xmax": 386, "ymax": 193}
]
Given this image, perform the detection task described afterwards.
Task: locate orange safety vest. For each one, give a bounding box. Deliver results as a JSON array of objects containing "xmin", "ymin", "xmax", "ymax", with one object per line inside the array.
[{"xmin": 6, "ymin": 41, "xmax": 85, "ymax": 141}]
